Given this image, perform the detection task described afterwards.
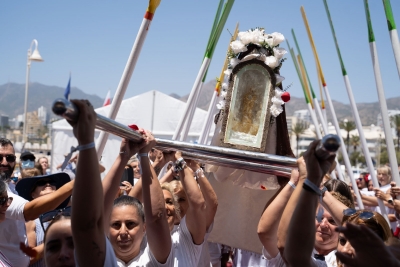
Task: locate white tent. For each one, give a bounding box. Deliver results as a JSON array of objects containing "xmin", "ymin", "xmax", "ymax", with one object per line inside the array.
[{"xmin": 50, "ymin": 90, "xmax": 215, "ymax": 174}]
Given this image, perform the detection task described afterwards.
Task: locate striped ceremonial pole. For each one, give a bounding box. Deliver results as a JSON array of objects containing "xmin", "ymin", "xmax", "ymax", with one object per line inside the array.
[
  {"xmin": 173, "ymin": 0, "xmax": 235, "ymax": 141},
  {"xmin": 198, "ymin": 23, "xmax": 239, "ymax": 144},
  {"xmin": 364, "ymin": 0, "xmax": 400, "ymax": 186},
  {"xmin": 301, "ymin": 6, "xmax": 363, "ymax": 207},
  {"xmin": 95, "ymin": 0, "xmax": 161, "ymax": 158},
  {"xmin": 382, "ymin": 0, "xmax": 400, "ymax": 80},
  {"xmin": 292, "ymin": 28, "xmax": 343, "ymax": 180},
  {"xmin": 323, "ymin": 0, "xmax": 388, "ymax": 219},
  {"xmin": 179, "ymin": 0, "xmax": 225, "ymax": 141}
]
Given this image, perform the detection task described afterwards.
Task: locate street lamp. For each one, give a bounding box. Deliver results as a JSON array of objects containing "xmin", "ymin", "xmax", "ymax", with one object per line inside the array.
[{"xmin": 23, "ymin": 39, "xmax": 43, "ymax": 144}]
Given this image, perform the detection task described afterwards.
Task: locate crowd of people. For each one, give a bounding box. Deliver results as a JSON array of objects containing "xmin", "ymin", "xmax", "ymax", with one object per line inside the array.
[{"xmin": 0, "ymin": 99, "xmax": 399, "ymax": 266}]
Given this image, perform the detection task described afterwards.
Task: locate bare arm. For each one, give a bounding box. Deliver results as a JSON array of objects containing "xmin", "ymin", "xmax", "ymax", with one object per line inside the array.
[
  {"xmin": 159, "ymin": 168, "xmax": 175, "ymax": 184},
  {"xmin": 283, "ymin": 141, "xmax": 335, "ymax": 267},
  {"xmin": 321, "ymin": 191, "xmax": 348, "ymax": 225},
  {"xmin": 23, "ymin": 180, "xmax": 74, "ymax": 221},
  {"xmin": 258, "ymin": 170, "xmax": 298, "ymax": 258},
  {"xmin": 69, "ymin": 100, "xmax": 105, "ymax": 267},
  {"xmin": 190, "ymin": 163, "xmax": 218, "ymax": 231},
  {"xmin": 139, "ymin": 130, "xmax": 172, "ymax": 263},
  {"xmin": 277, "ymin": 158, "xmax": 306, "ymax": 254},
  {"xmin": 102, "ymin": 139, "xmax": 138, "ymax": 232},
  {"xmin": 175, "ymin": 152, "xmax": 206, "ymax": 245}
]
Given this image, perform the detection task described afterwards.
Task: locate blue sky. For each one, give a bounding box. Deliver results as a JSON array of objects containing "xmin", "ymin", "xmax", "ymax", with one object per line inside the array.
[{"xmin": 1, "ymin": 0, "xmax": 400, "ymax": 104}]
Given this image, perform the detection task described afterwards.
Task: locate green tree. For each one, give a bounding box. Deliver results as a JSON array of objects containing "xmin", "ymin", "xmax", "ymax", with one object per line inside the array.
[
  {"xmin": 350, "ymin": 135, "xmax": 360, "ymax": 153},
  {"xmin": 291, "ymin": 121, "xmax": 307, "ymax": 157},
  {"xmin": 340, "ymin": 120, "xmax": 356, "ymax": 153},
  {"xmin": 392, "ymin": 115, "xmax": 400, "ymax": 151}
]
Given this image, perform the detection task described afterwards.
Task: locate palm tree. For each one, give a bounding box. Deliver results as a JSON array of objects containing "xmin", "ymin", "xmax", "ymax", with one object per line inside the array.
[
  {"xmin": 391, "ymin": 115, "xmax": 400, "ymax": 151},
  {"xmin": 340, "ymin": 120, "xmax": 356, "ymax": 153},
  {"xmin": 350, "ymin": 135, "xmax": 360, "ymax": 153},
  {"xmin": 291, "ymin": 121, "xmax": 307, "ymax": 157}
]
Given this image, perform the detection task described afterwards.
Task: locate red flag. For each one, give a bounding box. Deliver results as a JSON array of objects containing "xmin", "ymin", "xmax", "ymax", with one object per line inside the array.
[{"xmin": 103, "ymin": 90, "xmax": 111, "ymax": 106}]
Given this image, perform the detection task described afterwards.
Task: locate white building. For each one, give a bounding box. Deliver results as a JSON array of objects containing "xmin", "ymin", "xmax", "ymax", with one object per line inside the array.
[
  {"xmin": 293, "ymin": 109, "xmax": 311, "ymax": 124},
  {"xmin": 38, "ymin": 106, "xmax": 48, "ymax": 125}
]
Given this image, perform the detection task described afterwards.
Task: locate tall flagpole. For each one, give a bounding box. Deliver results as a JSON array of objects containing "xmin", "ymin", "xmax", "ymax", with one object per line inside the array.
[
  {"xmin": 364, "ymin": 0, "xmax": 400, "ymax": 187},
  {"xmin": 173, "ymin": 0, "xmax": 235, "ymax": 141},
  {"xmin": 292, "ymin": 28, "xmax": 343, "ymax": 180},
  {"xmin": 198, "ymin": 23, "xmax": 239, "ymax": 144},
  {"xmin": 95, "ymin": 0, "xmax": 161, "ymax": 159},
  {"xmin": 382, "ymin": 0, "xmax": 400, "ymax": 80},
  {"xmin": 301, "ymin": 6, "xmax": 363, "ymax": 207},
  {"xmin": 323, "ymin": 0, "xmax": 388, "ymax": 220},
  {"xmin": 179, "ymin": 0, "xmax": 225, "ymax": 141}
]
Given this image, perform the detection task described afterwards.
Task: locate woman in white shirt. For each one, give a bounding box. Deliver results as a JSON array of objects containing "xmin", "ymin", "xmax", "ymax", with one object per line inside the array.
[{"xmin": 0, "ymin": 179, "xmax": 13, "ymax": 267}]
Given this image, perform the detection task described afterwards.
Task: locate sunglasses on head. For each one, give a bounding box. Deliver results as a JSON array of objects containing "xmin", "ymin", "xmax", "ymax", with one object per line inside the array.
[
  {"xmin": 35, "ymin": 179, "xmax": 57, "ymax": 187},
  {"xmin": 0, "ymin": 196, "xmax": 13, "ymax": 206},
  {"xmin": 39, "ymin": 206, "xmax": 71, "ymax": 231},
  {"xmin": 343, "ymin": 208, "xmax": 374, "ymax": 220},
  {"xmin": 0, "ymin": 155, "xmax": 16, "ymax": 163}
]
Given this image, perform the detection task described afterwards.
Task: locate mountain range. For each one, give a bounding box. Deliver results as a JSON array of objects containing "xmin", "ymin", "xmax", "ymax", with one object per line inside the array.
[{"xmin": 0, "ymin": 82, "xmax": 398, "ymax": 126}]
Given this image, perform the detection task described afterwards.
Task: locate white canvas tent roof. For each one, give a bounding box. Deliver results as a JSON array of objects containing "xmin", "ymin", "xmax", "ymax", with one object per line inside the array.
[{"xmin": 51, "ymin": 90, "xmax": 214, "ymax": 174}]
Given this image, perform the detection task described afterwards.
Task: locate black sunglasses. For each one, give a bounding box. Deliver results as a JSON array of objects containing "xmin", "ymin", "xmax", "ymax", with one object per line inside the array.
[
  {"xmin": 0, "ymin": 155, "xmax": 16, "ymax": 163},
  {"xmin": 343, "ymin": 208, "xmax": 374, "ymax": 220},
  {"xmin": 39, "ymin": 206, "xmax": 71, "ymax": 231},
  {"xmin": 35, "ymin": 179, "xmax": 57, "ymax": 187},
  {"xmin": 0, "ymin": 196, "xmax": 13, "ymax": 206}
]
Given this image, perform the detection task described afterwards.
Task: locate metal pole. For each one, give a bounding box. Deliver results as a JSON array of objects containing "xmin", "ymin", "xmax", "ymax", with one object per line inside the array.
[{"xmin": 22, "ymin": 50, "xmax": 31, "ymax": 145}]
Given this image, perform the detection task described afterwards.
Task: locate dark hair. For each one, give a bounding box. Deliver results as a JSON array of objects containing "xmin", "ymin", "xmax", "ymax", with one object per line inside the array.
[
  {"xmin": 0, "ymin": 180, "xmax": 6, "ymax": 195},
  {"xmin": 113, "ymin": 195, "xmax": 145, "ymax": 222},
  {"xmin": 43, "ymin": 215, "xmax": 71, "ymax": 245},
  {"xmin": 324, "ymin": 179, "xmax": 355, "ymax": 208},
  {"xmin": 0, "ymin": 138, "xmax": 13, "ymax": 147}
]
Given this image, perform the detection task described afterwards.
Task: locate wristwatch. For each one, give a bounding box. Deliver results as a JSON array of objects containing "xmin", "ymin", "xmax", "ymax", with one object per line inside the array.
[{"xmin": 174, "ymin": 157, "xmax": 187, "ymax": 173}]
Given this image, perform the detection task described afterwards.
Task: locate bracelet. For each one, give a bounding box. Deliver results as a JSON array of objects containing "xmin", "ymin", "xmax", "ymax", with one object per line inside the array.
[
  {"xmin": 76, "ymin": 142, "xmax": 95, "ymax": 151},
  {"xmin": 288, "ymin": 181, "xmax": 296, "ymax": 189},
  {"xmin": 303, "ymin": 179, "xmax": 322, "ymax": 196},
  {"xmin": 195, "ymin": 168, "xmax": 205, "ymax": 179},
  {"xmin": 137, "ymin": 153, "xmax": 148, "ymax": 158}
]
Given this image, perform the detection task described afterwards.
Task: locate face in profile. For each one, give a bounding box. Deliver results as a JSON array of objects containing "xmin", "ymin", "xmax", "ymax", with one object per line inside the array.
[
  {"xmin": 109, "ymin": 205, "xmax": 146, "ymax": 260},
  {"xmin": 314, "ymin": 206, "xmax": 339, "ymax": 253},
  {"xmin": 163, "ymin": 189, "xmax": 176, "ymax": 231},
  {"xmin": 31, "ymin": 178, "xmax": 57, "ymax": 199},
  {"xmin": 44, "ymin": 219, "xmax": 75, "ymax": 267},
  {"xmin": 336, "ymin": 229, "xmax": 355, "ymax": 267}
]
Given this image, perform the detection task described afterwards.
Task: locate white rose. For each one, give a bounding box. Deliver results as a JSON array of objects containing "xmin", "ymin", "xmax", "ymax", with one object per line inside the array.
[
  {"xmin": 273, "ymin": 47, "xmax": 287, "ymax": 59},
  {"xmin": 270, "ymin": 32, "xmax": 285, "ymax": 46},
  {"xmin": 238, "ymin": 31, "xmax": 253, "ymax": 45},
  {"xmin": 274, "ymin": 88, "xmax": 284, "ymax": 97},
  {"xmin": 270, "ymin": 104, "xmax": 283, "ymax": 117},
  {"xmin": 222, "ymin": 82, "xmax": 228, "ymax": 90},
  {"xmin": 224, "ymin": 69, "xmax": 232, "ymax": 76},
  {"xmin": 230, "ymin": 40, "xmax": 247, "ymax": 54},
  {"xmin": 251, "ymin": 28, "xmax": 264, "ymax": 45},
  {"xmin": 221, "ymin": 90, "xmax": 227, "ymax": 98},
  {"xmin": 229, "ymin": 58, "xmax": 240, "ymax": 69},
  {"xmin": 217, "ymin": 100, "xmax": 226, "ymax": 110},
  {"xmin": 272, "ymin": 96, "xmax": 284, "ymax": 106},
  {"xmin": 262, "ymin": 35, "xmax": 274, "ymax": 47},
  {"xmin": 265, "ymin": 56, "xmax": 279, "ymax": 69}
]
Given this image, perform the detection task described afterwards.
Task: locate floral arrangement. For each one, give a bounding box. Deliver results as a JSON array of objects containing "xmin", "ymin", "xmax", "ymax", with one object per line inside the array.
[{"xmin": 217, "ymin": 28, "xmax": 290, "ymax": 118}]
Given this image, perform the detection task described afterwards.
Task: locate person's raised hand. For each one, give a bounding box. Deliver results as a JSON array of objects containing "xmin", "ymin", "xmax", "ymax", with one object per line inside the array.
[
  {"xmin": 67, "ymin": 100, "xmax": 96, "ymax": 145},
  {"xmin": 137, "ymin": 129, "xmax": 156, "ymax": 154},
  {"xmin": 119, "ymin": 138, "xmax": 141, "ymax": 159},
  {"xmin": 303, "ymin": 140, "xmax": 335, "ymax": 186},
  {"xmin": 289, "ymin": 168, "xmax": 300, "ymax": 186},
  {"xmin": 297, "ymin": 157, "xmax": 307, "ymax": 182},
  {"xmin": 373, "ymin": 188, "xmax": 390, "ymax": 201},
  {"xmin": 335, "ymin": 223, "xmax": 400, "ymax": 267}
]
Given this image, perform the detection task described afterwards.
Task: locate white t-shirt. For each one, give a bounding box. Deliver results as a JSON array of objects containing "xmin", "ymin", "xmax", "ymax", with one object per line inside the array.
[
  {"xmin": 261, "ymin": 247, "xmax": 337, "ymax": 267},
  {"xmin": 171, "ymin": 216, "xmax": 203, "ymax": 267},
  {"xmin": 233, "ymin": 248, "xmax": 268, "ymax": 267},
  {"xmin": 0, "ymin": 189, "xmax": 30, "ymax": 267},
  {"xmin": 196, "ymin": 222, "xmax": 214, "ymax": 267},
  {"xmin": 76, "ymin": 237, "xmax": 118, "ymax": 267},
  {"xmin": 116, "ymin": 237, "xmax": 174, "ymax": 267}
]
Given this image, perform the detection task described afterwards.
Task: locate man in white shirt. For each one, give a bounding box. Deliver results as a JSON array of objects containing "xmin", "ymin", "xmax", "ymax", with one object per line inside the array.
[{"xmin": 0, "ymin": 138, "xmax": 74, "ymax": 266}]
